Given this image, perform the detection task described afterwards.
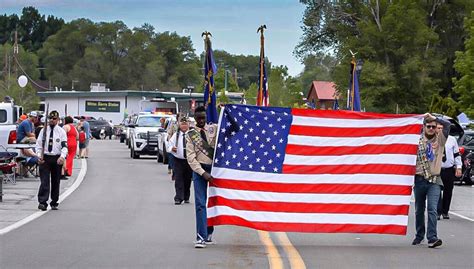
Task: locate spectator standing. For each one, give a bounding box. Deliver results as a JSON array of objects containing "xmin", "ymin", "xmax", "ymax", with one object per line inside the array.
[
  {"xmin": 436, "ymin": 123, "xmax": 462, "ymax": 220},
  {"xmin": 167, "ymin": 116, "xmax": 192, "ymax": 205},
  {"xmin": 186, "ymin": 106, "xmax": 217, "ymax": 248},
  {"xmin": 412, "ymin": 114, "xmax": 450, "ymax": 248},
  {"xmin": 63, "ymin": 116, "xmax": 79, "ymax": 177},
  {"xmin": 78, "ymin": 127, "xmax": 87, "ymax": 158},
  {"xmin": 35, "ymin": 111, "xmax": 67, "ymax": 211},
  {"xmin": 80, "ymin": 116, "xmax": 91, "ymax": 158}
]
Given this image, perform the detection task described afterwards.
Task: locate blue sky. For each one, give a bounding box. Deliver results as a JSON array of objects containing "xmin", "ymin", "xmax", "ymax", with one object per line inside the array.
[{"xmin": 2, "ymin": 0, "xmax": 306, "ymax": 76}]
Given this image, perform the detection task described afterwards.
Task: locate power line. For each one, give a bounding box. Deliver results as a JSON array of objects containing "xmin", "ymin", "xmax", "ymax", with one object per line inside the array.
[{"xmin": 13, "ymin": 55, "xmax": 50, "ymax": 91}]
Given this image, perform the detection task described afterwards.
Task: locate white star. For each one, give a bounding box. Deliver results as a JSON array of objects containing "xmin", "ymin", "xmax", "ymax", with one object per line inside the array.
[
  {"xmin": 271, "ymin": 111, "xmax": 275, "ymax": 115},
  {"xmin": 221, "ymin": 152, "xmax": 225, "ymax": 157},
  {"xmin": 244, "ymin": 119, "xmax": 249, "ymax": 124},
  {"xmin": 256, "ymin": 158, "xmax": 260, "ymax": 162},
  {"xmin": 244, "ymin": 155, "xmax": 248, "ymax": 160},
  {"xmin": 282, "ymin": 125, "xmax": 286, "ymax": 129},
  {"xmin": 232, "ymin": 154, "xmax": 237, "ymax": 159},
  {"xmin": 232, "ymin": 105, "xmax": 237, "ymax": 109},
  {"xmin": 256, "ymin": 122, "xmax": 260, "ymax": 127},
  {"xmin": 252, "ymin": 150, "xmax": 256, "ymax": 154},
  {"xmin": 277, "ymin": 117, "xmax": 281, "ymax": 122},
  {"xmin": 273, "ymin": 167, "xmax": 278, "ymax": 172},
  {"xmin": 279, "ymin": 138, "xmax": 284, "ymax": 143},
  {"xmin": 260, "ymin": 144, "xmax": 265, "ymax": 148},
  {"xmin": 249, "ymin": 128, "xmax": 254, "ymax": 133},
  {"xmin": 264, "ymin": 116, "xmax": 268, "ymax": 120},
  {"xmin": 239, "ymin": 125, "xmax": 244, "ymax": 130},
  {"xmin": 266, "ymin": 137, "xmax": 271, "ymax": 142},
  {"xmin": 238, "ymin": 112, "xmax": 242, "ymax": 117},
  {"xmin": 225, "ymin": 160, "xmax": 230, "ymax": 166},
  {"xmin": 224, "ymin": 137, "xmax": 228, "ymax": 142},
  {"xmin": 272, "ymin": 145, "xmax": 276, "ymax": 150},
  {"xmin": 248, "ymin": 141, "xmax": 252, "ymax": 146},
  {"xmin": 237, "ymin": 162, "xmax": 241, "ymax": 167},
  {"xmin": 264, "ymin": 151, "xmax": 268, "ymax": 156},
  {"xmin": 221, "ymin": 128, "xmax": 226, "ymax": 133},
  {"xmin": 249, "ymin": 164, "xmax": 253, "ymax": 168},
  {"xmin": 227, "ymin": 145, "xmax": 232, "ymax": 150},
  {"xmin": 236, "ymin": 139, "xmax": 240, "ymax": 144},
  {"xmin": 255, "ymin": 136, "xmax": 260, "ymax": 141},
  {"xmin": 245, "ymin": 108, "xmax": 250, "ymax": 112},
  {"xmin": 269, "ymin": 124, "xmax": 273, "ymax": 128},
  {"xmin": 215, "ymin": 158, "xmax": 219, "ymax": 163},
  {"xmin": 231, "ymin": 131, "xmax": 236, "ymax": 136},
  {"xmin": 268, "ymin": 159, "xmax": 273, "ymax": 164},
  {"xmin": 226, "ymin": 122, "xmax": 231, "ymax": 127},
  {"xmin": 217, "ymin": 143, "xmax": 222, "ymax": 148},
  {"xmin": 284, "ymin": 112, "xmax": 288, "ymax": 115},
  {"xmin": 276, "ymin": 153, "xmax": 281, "ymax": 158},
  {"xmin": 240, "ymin": 147, "xmax": 244, "ymax": 152},
  {"xmin": 262, "ymin": 130, "xmax": 266, "ymax": 134},
  {"xmin": 258, "ymin": 109, "xmax": 263, "ymax": 113},
  {"xmin": 260, "ymin": 166, "xmax": 265, "ymax": 171},
  {"xmin": 273, "ymin": 130, "xmax": 278, "ymax": 136},
  {"xmin": 244, "ymin": 134, "xmax": 248, "ymax": 138}
]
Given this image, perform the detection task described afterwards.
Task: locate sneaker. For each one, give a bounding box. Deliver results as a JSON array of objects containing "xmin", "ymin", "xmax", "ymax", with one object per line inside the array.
[
  {"xmin": 174, "ymin": 200, "xmax": 183, "ymax": 205},
  {"xmin": 205, "ymin": 235, "xmax": 215, "ymax": 245},
  {"xmin": 194, "ymin": 239, "xmax": 206, "ymax": 248},
  {"xmin": 428, "ymin": 239, "xmax": 443, "ymax": 248},
  {"xmin": 412, "ymin": 238, "xmax": 423, "ymax": 245},
  {"xmin": 38, "ymin": 204, "xmax": 47, "ymax": 211},
  {"xmin": 442, "ymin": 213, "xmax": 450, "ymax": 219},
  {"xmin": 184, "ymin": 200, "xmax": 190, "ymax": 204},
  {"xmin": 51, "ymin": 205, "xmax": 58, "ymax": 210}
]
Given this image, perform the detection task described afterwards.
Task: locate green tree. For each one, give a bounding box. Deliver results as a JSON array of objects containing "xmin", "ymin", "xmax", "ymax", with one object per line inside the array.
[{"xmin": 453, "ymin": 11, "xmax": 474, "ymax": 117}]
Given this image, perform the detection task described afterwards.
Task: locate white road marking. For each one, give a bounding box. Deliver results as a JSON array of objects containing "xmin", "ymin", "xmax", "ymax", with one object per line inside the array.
[{"xmin": 0, "ymin": 159, "xmax": 87, "ymax": 235}]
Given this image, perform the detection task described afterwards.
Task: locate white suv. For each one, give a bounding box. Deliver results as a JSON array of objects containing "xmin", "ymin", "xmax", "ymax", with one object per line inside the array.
[{"xmin": 129, "ymin": 114, "xmax": 171, "ymax": 159}]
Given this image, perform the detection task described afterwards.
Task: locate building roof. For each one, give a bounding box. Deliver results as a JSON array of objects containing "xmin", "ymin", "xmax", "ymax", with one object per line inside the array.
[
  {"xmin": 308, "ymin": 81, "xmax": 337, "ymax": 100},
  {"xmin": 37, "ymin": 90, "xmax": 243, "ymax": 101}
]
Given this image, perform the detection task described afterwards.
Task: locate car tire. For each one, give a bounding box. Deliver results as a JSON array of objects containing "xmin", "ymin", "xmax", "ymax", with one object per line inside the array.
[
  {"xmin": 131, "ymin": 148, "xmax": 140, "ymax": 159},
  {"xmin": 157, "ymin": 150, "xmax": 163, "ymax": 163},
  {"xmin": 163, "ymin": 143, "xmax": 169, "ymax": 164},
  {"xmin": 120, "ymin": 135, "xmax": 125, "ymax": 143}
]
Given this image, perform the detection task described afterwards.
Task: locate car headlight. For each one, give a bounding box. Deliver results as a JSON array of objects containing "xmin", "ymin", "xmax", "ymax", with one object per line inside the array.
[{"xmin": 138, "ymin": 133, "xmax": 148, "ymax": 139}]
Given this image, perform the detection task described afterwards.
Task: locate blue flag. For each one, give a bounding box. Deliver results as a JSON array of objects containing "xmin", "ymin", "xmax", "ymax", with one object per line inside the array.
[
  {"xmin": 203, "ymin": 37, "xmax": 218, "ymax": 124},
  {"xmin": 348, "ymin": 58, "xmax": 361, "ymax": 111}
]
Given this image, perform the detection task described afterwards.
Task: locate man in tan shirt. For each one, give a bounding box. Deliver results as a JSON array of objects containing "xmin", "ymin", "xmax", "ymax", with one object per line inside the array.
[
  {"xmin": 412, "ymin": 113, "xmax": 451, "ymax": 248},
  {"xmin": 186, "ymin": 106, "xmax": 217, "ymax": 248}
]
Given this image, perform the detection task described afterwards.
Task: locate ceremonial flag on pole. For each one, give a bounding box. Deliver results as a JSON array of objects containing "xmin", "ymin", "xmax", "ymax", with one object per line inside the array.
[
  {"xmin": 348, "ymin": 58, "xmax": 361, "ymax": 111},
  {"xmin": 203, "ymin": 33, "xmax": 218, "ymax": 124},
  {"xmin": 209, "ymin": 104, "xmax": 423, "ymax": 235},
  {"xmin": 257, "ymin": 25, "xmax": 269, "ymax": 107}
]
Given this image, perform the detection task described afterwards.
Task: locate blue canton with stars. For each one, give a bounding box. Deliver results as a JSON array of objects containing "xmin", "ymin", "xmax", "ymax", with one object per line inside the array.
[{"xmin": 214, "ymin": 104, "xmax": 293, "ymax": 173}]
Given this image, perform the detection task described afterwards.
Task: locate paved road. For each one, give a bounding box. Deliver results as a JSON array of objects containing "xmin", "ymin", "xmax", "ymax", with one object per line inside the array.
[{"xmin": 1, "ymin": 140, "xmax": 473, "ymax": 268}]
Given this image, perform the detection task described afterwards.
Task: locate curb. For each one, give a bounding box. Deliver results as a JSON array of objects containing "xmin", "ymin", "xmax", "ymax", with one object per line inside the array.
[{"xmin": 0, "ymin": 158, "xmax": 87, "ymax": 235}]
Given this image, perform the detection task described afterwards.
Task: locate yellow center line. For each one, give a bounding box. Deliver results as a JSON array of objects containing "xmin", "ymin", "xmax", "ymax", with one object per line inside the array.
[
  {"xmin": 258, "ymin": 230, "xmax": 284, "ymax": 269},
  {"xmin": 275, "ymin": 232, "xmax": 307, "ymax": 269}
]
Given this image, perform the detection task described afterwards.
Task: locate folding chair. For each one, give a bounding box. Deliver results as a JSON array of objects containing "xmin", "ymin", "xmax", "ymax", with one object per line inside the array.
[{"xmin": 0, "ymin": 152, "xmax": 18, "ymax": 184}]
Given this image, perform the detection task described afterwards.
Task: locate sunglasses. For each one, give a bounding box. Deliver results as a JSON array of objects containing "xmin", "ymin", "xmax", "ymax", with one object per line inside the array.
[
  {"xmin": 49, "ymin": 117, "xmax": 58, "ymax": 120},
  {"xmin": 425, "ymin": 125, "xmax": 437, "ymax": 129}
]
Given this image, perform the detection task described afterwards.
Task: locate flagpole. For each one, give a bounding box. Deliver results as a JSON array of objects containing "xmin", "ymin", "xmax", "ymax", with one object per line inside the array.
[{"xmin": 257, "ymin": 25, "xmax": 267, "ymax": 107}]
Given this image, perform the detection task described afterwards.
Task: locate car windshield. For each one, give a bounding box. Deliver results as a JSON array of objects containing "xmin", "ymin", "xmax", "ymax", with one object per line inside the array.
[
  {"xmin": 136, "ymin": 116, "xmax": 162, "ymax": 127},
  {"xmin": 463, "ymin": 133, "xmax": 474, "ymax": 147}
]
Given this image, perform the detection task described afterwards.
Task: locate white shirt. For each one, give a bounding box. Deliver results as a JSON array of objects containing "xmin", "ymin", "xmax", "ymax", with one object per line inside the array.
[
  {"xmin": 442, "ymin": 135, "xmax": 462, "ymax": 169},
  {"xmin": 36, "ymin": 124, "xmax": 68, "ymax": 158},
  {"xmin": 167, "ymin": 130, "xmax": 186, "ymax": 160}
]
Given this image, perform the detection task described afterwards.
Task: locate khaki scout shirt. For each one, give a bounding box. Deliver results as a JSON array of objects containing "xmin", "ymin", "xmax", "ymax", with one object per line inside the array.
[
  {"xmin": 186, "ymin": 124, "xmax": 217, "ymax": 176},
  {"xmin": 167, "ymin": 122, "xmax": 178, "ymax": 141}
]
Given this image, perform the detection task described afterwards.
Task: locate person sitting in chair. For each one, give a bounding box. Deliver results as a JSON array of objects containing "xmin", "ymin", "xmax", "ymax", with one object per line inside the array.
[{"xmin": 17, "ymin": 111, "xmax": 40, "ymax": 166}]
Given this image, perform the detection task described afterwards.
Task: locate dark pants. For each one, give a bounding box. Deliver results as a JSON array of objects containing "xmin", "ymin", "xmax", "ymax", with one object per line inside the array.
[
  {"xmin": 438, "ymin": 167, "xmax": 455, "ymax": 215},
  {"xmin": 173, "ymin": 157, "xmax": 192, "ymax": 202},
  {"xmin": 38, "ymin": 155, "xmax": 61, "ymax": 207},
  {"xmin": 194, "ymin": 164, "xmax": 214, "ymax": 241}
]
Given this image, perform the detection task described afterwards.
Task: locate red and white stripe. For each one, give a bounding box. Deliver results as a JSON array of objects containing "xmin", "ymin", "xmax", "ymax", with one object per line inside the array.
[{"xmin": 208, "ymin": 109, "xmax": 423, "ymax": 235}]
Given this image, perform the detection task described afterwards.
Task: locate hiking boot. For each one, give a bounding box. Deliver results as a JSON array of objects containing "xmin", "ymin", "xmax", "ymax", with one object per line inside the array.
[{"xmin": 428, "ymin": 239, "xmax": 443, "ymax": 248}]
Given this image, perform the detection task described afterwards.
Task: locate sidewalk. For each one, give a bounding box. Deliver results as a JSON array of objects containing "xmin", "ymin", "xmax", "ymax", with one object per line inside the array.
[{"xmin": 0, "ymin": 158, "xmax": 85, "ymax": 230}]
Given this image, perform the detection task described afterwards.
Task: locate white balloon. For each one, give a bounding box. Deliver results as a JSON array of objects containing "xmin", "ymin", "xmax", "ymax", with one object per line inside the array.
[{"xmin": 18, "ymin": 75, "xmax": 28, "ymax": 88}]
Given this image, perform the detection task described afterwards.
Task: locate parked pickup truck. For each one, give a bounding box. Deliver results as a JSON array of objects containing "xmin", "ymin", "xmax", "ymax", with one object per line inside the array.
[{"xmin": 0, "ymin": 100, "xmax": 23, "ymax": 151}]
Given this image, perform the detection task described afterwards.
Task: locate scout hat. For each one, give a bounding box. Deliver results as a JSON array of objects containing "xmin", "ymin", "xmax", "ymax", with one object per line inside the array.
[{"xmin": 49, "ymin": 110, "xmax": 59, "ymax": 119}]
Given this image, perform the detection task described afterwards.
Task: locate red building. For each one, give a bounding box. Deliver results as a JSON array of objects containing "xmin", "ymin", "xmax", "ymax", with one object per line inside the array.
[{"xmin": 306, "ymin": 81, "xmax": 338, "ymax": 110}]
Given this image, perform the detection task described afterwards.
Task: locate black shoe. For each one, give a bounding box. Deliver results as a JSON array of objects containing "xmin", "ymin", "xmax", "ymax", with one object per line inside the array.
[
  {"xmin": 60, "ymin": 175, "xmax": 69, "ymax": 180},
  {"xmin": 412, "ymin": 238, "xmax": 423, "ymax": 245},
  {"xmin": 51, "ymin": 205, "xmax": 58, "ymax": 210},
  {"xmin": 38, "ymin": 204, "xmax": 47, "ymax": 211},
  {"xmin": 184, "ymin": 200, "xmax": 190, "ymax": 204},
  {"xmin": 174, "ymin": 200, "xmax": 183, "ymax": 205},
  {"xmin": 437, "ymin": 215, "xmax": 441, "ymax": 220},
  {"xmin": 428, "ymin": 239, "xmax": 442, "ymax": 248},
  {"xmin": 442, "ymin": 213, "xmax": 450, "ymax": 219}
]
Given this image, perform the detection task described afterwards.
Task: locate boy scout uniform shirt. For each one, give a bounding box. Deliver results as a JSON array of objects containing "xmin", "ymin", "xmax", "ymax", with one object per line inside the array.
[
  {"xmin": 186, "ymin": 124, "xmax": 217, "ymax": 176},
  {"xmin": 35, "ymin": 125, "xmax": 68, "ymax": 159}
]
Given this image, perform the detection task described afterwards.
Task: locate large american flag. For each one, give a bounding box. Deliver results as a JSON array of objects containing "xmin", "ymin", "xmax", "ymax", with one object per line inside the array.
[{"xmin": 208, "ymin": 104, "xmax": 423, "ymax": 235}]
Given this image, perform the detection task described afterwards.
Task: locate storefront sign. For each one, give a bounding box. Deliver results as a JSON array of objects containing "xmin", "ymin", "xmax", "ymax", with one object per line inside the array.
[{"xmin": 85, "ymin": 100, "xmax": 120, "ymax": 112}]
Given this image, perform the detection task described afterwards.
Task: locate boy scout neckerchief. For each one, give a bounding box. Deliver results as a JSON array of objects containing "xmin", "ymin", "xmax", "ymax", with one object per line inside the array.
[{"xmin": 188, "ymin": 128, "xmax": 214, "ymax": 160}]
